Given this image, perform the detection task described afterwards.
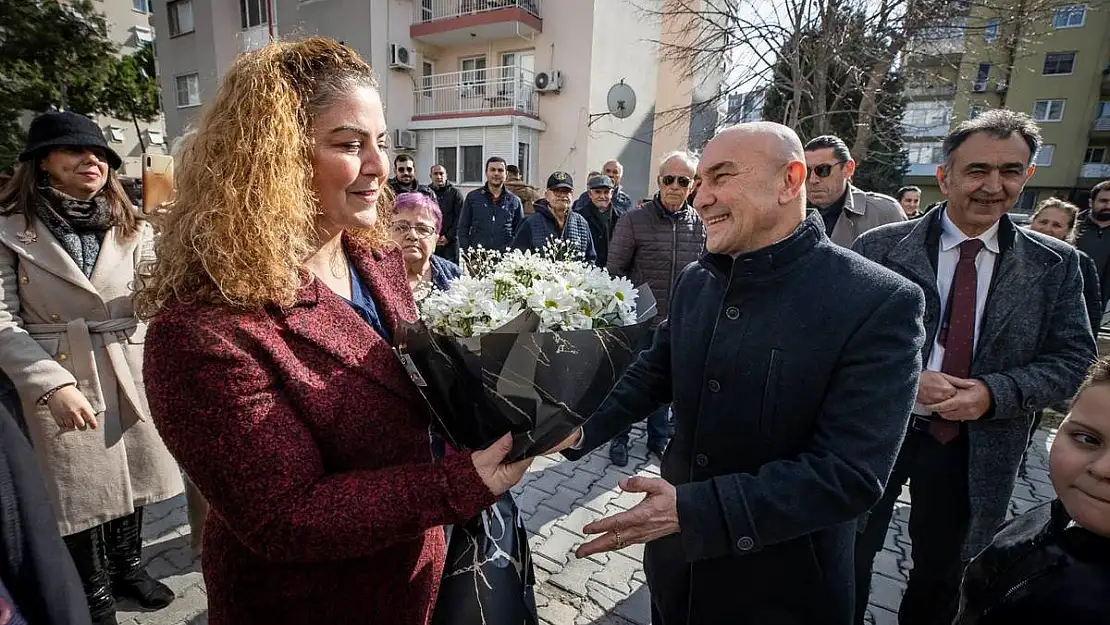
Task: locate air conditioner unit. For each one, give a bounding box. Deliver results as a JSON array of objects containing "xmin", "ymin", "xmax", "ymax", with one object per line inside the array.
[
  {"xmin": 534, "ymin": 70, "xmax": 563, "ymax": 93},
  {"xmin": 389, "ymin": 44, "xmax": 414, "ymax": 71},
  {"xmin": 393, "ymin": 129, "xmax": 416, "ymax": 150},
  {"xmin": 995, "ymin": 80, "xmax": 1008, "ymax": 92},
  {"xmin": 971, "ymin": 80, "xmax": 987, "ymax": 92}
]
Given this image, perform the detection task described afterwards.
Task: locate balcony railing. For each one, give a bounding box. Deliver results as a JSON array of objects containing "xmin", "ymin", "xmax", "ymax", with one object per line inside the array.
[
  {"xmin": 415, "ymin": 0, "xmax": 541, "ymax": 23},
  {"xmin": 1094, "ymin": 117, "xmax": 1110, "ymax": 132},
  {"xmin": 414, "ymin": 66, "xmax": 537, "ymax": 118},
  {"xmin": 905, "ymin": 85, "xmax": 956, "ymax": 98},
  {"xmin": 907, "ymin": 163, "xmax": 939, "ymax": 176},
  {"xmin": 239, "ymin": 26, "xmax": 270, "ymax": 52},
  {"xmin": 1081, "ymin": 163, "xmax": 1110, "ymax": 178}
]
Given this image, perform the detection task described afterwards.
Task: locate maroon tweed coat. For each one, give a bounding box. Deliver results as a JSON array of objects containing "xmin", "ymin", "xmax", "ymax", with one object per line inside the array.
[{"xmin": 142, "ymin": 235, "xmax": 497, "ymax": 625}]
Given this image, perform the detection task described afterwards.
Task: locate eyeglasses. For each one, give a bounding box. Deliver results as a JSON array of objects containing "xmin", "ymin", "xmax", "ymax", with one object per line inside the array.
[
  {"xmin": 807, "ymin": 161, "xmax": 847, "ymax": 179},
  {"xmin": 396, "ymin": 166, "xmax": 414, "ymax": 173},
  {"xmin": 391, "ymin": 222, "xmax": 437, "ymax": 239},
  {"xmin": 661, "ymin": 175, "xmax": 692, "ymax": 188}
]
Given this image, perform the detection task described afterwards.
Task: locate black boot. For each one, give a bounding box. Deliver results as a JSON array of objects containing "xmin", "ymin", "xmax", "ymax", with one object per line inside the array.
[
  {"xmin": 63, "ymin": 525, "xmax": 119, "ymax": 625},
  {"xmin": 105, "ymin": 508, "xmax": 175, "ymax": 610}
]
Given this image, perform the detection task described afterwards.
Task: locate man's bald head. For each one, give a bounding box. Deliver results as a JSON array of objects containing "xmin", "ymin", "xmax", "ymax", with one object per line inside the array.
[{"xmin": 693, "ymin": 122, "xmax": 810, "ymax": 257}]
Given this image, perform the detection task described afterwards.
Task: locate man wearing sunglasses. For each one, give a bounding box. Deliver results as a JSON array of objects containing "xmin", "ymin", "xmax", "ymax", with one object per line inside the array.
[
  {"xmin": 389, "ymin": 154, "xmax": 422, "ymax": 195},
  {"xmin": 804, "ymin": 135, "xmax": 904, "ymax": 247},
  {"xmin": 605, "ymin": 151, "xmax": 705, "ymax": 466}
]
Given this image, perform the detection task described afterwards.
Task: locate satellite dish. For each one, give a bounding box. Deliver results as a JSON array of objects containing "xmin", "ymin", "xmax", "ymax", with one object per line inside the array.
[{"xmin": 606, "ymin": 81, "xmax": 637, "ymax": 119}]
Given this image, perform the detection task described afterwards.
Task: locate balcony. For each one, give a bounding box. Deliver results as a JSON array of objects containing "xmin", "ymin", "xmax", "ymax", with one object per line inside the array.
[
  {"xmin": 411, "ymin": 0, "xmax": 542, "ymax": 47},
  {"xmin": 411, "ymin": 66, "xmax": 541, "ymax": 127},
  {"xmin": 239, "ymin": 26, "xmax": 271, "ymax": 52},
  {"xmin": 1095, "ymin": 117, "xmax": 1110, "ymax": 132},
  {"xmin": 1081, "ymin": 163, "xmax": 1110, "ymax": 179},
  {"xmin": 905, "ymin": 85, "xmax": 957, "ymax": 99}
]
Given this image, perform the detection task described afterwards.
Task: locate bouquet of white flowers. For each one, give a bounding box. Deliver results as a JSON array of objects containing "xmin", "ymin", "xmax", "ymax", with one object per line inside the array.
[{"xmin": 394, "ymin": 240, "xmax": 656, "ymax": 461}]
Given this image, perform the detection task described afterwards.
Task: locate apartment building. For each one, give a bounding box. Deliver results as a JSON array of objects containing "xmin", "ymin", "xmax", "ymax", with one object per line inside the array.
[
  {"xmin": 901, "ymin": 1, "xmax": 1110, "ymax": 211},
  {"xmin": 88, "ymin": 0, "xmax": 169, "ymax": 176},
  {"xmin": 151, "ymin": 0, "xmax": 722, "ymax": 200}
]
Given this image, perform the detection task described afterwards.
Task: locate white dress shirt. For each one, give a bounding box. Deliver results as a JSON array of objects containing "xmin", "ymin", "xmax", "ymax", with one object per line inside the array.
[{"xmin": 913, "ymin": 209, "xmax": 1000, "ymax": 415}]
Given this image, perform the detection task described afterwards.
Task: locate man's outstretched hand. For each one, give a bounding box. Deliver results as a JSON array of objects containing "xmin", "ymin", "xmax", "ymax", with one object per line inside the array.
[{"xmin": 575, "ymin": 476, "xmax": 680, "ymax": 558}]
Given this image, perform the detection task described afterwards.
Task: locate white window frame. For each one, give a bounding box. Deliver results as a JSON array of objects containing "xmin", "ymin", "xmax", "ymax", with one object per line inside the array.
[
  {"xmin": 175, "ymin": 73, "xmax": 201, "ymax": 108},
  {"xmin": 1042, "ymin": 51, "xmax": 1076, "ymax": 76},
  {"xmin": 134, "ymin": 26, "xmax": 154, "ymax": 44},
  {"xmin": 1034, "ymin": 144, "xmax": 1055, "ymax": 166},
  {"xmin": 107, "ymin": 126, "xmax": 125, "ymax": 143},
  {"xmin": 1032, "ymin": 99, "xmax": 1065, "ymax": 122},
  {"xmin": 460, "ymin": 56, "xmax": 487, "ymax": 97},
  {"xmin": 1052, "ymin": 5, "xmax": 1086, "ymax": 29},
  {"xmin": 240, "ymin": 0, "xmax": 269, "ymax": 29},
  {"xmin": 421, "ymin": 60, "xmax": 434, "ymax": 99},
  {"xmin": 983, "ymin": 18, "xmax": 1000, "ymax": 42},
  {"xmin": 146, "ymin": 130, "xmax": 165, "ymax": 146},
  {"xmin": 1085, "ymin": 147, "xmax": 1107, "ymax": 163},
  {"xmin": 133, "ymin": 0, "xmax": 152, "ymax": 13},
  {"xmin": 168, "ymin": 0, "xmax": 195, "ymax": 37}
]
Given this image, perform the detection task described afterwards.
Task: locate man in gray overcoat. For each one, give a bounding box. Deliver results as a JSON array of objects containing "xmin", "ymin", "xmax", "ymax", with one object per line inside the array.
[
  {"xmin": 561, "ymin": 123, "xmax": 926, "ymax": 624},
  {"xmin": 852, "ymin": 109, "xmax": 1096, "ymax": 625}
]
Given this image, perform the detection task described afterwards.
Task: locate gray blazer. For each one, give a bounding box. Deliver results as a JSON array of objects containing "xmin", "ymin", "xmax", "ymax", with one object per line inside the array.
[
  {"xmin": 829, "ymin": 184, "xmax": 906, "ymax": 247},
  {"xmin": 853, "ymin": 208, "xmax": 1096, "ymax": 558}
]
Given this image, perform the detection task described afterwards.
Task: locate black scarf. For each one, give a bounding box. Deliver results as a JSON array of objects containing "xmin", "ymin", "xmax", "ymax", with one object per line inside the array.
[{"xmin": 34, "ymin": 186, "xmax": 113, "ymax": 278}]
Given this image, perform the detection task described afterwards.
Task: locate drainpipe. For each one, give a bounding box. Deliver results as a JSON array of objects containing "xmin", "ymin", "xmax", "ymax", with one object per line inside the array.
[{"xmin": 268, "ymin": 0, "xmax": 276, "ymax": 41}]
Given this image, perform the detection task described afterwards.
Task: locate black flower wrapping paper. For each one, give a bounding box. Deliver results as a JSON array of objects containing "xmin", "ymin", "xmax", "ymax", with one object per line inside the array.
[{"xmin": 394, "ymin": 287, "xmax": 656, "ymax": 461}]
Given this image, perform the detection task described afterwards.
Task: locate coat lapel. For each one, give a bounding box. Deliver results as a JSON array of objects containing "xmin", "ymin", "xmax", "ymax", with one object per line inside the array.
[
  {"xmin": 88, "ymin": 227, "xmax": 136, "ymax": 296},
  {"xmin": 974, "ymin": 226, "xmax": 1056, "ymax": 363},
  {"xmin": 0, "ymin": 213, "xmax": 99, "ymax": 296},
  {"xmin": 282, "ymin": 236, "xmax": 417, "ymax": 402},
  {"xmin": 884, "ymin": 213, "xmax": 942, "ymax": 307}
]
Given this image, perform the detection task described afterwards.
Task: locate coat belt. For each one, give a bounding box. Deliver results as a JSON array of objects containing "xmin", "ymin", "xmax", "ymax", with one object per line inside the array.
[{"xmin": 23, "ymin": 318, "xmax": 145, "ymax": 422}]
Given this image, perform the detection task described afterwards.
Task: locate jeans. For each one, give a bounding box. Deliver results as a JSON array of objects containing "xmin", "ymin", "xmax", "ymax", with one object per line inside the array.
[{"xmin": 612, "ymin": 404, "xmax": 671, "ymax": 449}]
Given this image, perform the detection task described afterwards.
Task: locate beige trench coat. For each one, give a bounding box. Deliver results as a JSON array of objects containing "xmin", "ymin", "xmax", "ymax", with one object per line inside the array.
[{"xmin": 0, "ymin": 211, "xmax": 183, "ymax": 536}]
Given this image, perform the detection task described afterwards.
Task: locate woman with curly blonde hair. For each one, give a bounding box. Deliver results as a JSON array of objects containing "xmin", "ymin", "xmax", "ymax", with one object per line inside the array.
[{"xmin": 137, "ymin": 37, "xmax": 533, "ymax": 625}]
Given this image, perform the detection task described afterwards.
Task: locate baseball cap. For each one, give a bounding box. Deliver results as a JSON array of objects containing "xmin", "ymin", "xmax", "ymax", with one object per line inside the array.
[
  {"xmin": 546, "ymin": 171, "xmax": 574, "ymax": 191},
  {"xmin": 587, "ymin": 175, "xmax": 614, "ymax": 190}
]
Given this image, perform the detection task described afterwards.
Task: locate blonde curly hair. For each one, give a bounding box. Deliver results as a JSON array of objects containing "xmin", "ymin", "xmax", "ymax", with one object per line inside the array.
[{"xmin": 134, "ymin": 37, "xmax": 392, "ymax": 318}]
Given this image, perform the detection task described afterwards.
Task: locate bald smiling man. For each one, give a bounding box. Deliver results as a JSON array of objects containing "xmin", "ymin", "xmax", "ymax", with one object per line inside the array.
[{"xmin": 562, "ymin": 123, "xmax": 927, "ymax": 624}]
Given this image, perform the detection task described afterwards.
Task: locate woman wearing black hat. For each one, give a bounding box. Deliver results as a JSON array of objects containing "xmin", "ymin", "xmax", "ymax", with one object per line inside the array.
[{"xmin": 0, "ymin": 111, "xmax": 183, "ymax": 625}]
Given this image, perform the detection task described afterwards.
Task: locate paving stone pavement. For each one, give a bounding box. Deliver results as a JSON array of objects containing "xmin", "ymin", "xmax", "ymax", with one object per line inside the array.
[{"xmin": 121, "ymin": 426, "xmax": 1057, "ymax": 625}]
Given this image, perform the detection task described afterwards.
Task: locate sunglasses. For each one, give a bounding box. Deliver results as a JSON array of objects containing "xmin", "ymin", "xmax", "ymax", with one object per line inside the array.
[
  {"xmin": 807, "ymin": 161, "xmax": 847, "ymax": 179},
  {"xmin": 661, "ymin": 175, "xmax": 692, "ymax": 188},
  {"xmin": 391, "ymin": 222, "xmax": 437, "ymax": 239},
  {"xmin": 396, "ymin": 166, "xmax": 414, "ymax": 173}
]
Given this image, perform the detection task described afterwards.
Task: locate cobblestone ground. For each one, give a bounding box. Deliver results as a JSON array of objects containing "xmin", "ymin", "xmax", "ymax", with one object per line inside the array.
[{"xmin": 121, "ymin": 426, "xmax": 1057, "ymax": 625}]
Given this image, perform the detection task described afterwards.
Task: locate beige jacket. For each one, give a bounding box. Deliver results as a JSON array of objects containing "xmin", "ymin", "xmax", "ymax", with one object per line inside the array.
[
  {"xmin": 0, "ymin": 211, "xmax": 183, "ymax": 535},
  {"xmin": 829, "ymin": 184, "xmax": 906, "ymax": 248}
]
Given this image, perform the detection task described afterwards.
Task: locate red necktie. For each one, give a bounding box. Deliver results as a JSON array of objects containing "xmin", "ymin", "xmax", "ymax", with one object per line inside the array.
[{"xmin": 931, "ymin": 238, "xmax": 984, "ymax": 444}]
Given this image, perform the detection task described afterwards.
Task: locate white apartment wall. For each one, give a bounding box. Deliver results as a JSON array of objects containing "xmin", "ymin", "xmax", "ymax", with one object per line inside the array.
[{"xmin": 585, "ymin": 0, "xmax": 661, "ymax": 201}]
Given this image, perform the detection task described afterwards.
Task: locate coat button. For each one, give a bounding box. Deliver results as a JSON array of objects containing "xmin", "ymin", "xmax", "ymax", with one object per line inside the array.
[
  {"xmin": 736, "ymin": 536, "xmax": 755, "ymax": 551},
  {"xmin": 725, "ymin": 306, "xmax": 740, "ymax": 320},
  {"xmin": 19, "ymin": 275, "xmax": 28, "ymax": 284},
  {"xmin": 57, "ymin": 353, "xmax": 68, "ymax": 362},
  {"xmin": 708, "ymin": 379, "xmax": 721, "ymax": 393},
  {"xmin": 695, "ymin": 453, "xmax": 709, "ymax": 467}
]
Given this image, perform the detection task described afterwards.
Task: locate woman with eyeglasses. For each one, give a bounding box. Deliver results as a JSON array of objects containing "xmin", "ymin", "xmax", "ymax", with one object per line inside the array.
[{"xmin": 389, "ymin": 191, "xmax": 539, "ymax": 625}]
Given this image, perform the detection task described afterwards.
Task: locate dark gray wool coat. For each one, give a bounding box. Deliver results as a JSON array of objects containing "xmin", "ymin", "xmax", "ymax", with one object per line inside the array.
[
  {"xmin": 852, "ymin": 207, "xmax": 1096, "ymax": 560},
  {"xmin": 567, "ymin": 213, "xmax": 926, "ymax": 624}
]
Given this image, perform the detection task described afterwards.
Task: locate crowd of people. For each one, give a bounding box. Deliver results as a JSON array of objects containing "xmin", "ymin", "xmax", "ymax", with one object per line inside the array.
[{"xmin": 0, "ymin": 35, "xmax": 1108, "ymax": 625}]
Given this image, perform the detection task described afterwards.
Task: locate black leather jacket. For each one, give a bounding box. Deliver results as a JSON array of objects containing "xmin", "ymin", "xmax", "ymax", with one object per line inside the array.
[{"xmin": 955, "ymin": 499, "xmax": 1110, "ymax": 624}]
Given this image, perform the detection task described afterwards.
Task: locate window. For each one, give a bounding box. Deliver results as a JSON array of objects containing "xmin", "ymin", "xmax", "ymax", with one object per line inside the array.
[
  {"xmin": 903, "ymin": 101, "xmax": 952, "ymax": 135},
  {"xmin": 969, "ymin": 105, "xmax": 984, "ymax": 119},
  {"xmin": 1043, "ymin": 51, "xmax": 1076, "ymax": 75},
  {"xmin": 461, "ymin": 146, "xmax": 484, "ymax": 183},
  {"xmin": 460, "ymin": 57, "xmax": 487, "ymax": 96},
  {"xmin": 436, "ymin": 147, "xmax": 458, "ymax": 182},
  {"xmin": 976, "ymin": 62, "xmax": 991, "ymax": 82},
  {"xmin": 175, "ymin": 73, "xmax": 201, "ymax": 107},
  {"xmin": 421, "ymin": 61, "xmax": 434, "ymax": 98},
  {"xmin": 1085, "ymin": 147, "xmax": 1107, "ymax": 163},
  {"xmin": 517, "ymin": 142, "xmax": 530, "ymax": 182},
  {"xmin": 905, "ymin": 142, "xmax": 944, "ymax": 164},
  {"xmin": 133, "ymin": 0, "xmax": 151, "ymax": 13},
  {"xmin": 240, "ymin": 0, "xmax": 269, "ymax": 29},
  {"xmin": 1014, "ymin": 189, "xmax": 1038, "ymax": 213},
  {"xmin": 147, "ymin": 130, "xmax": 165, "ymax": 146},
  {"xmin": 1034, "ymin": 144, "xmax": 1055, "ymax": 166},
  {"xmin": 168, "ymin": 1, "xmax": 194, "ymax": 36},
  {"xmin": 107, "ymin": 126, "xmax": 125, "ymax": 143},
  {"xmin": 1098, "ymin": 101, "xmax": 1110, "ymax": 118},
  {"xmin": 1052, "ymin": 5, "xmax": 1086, "ymax": 28},
  {"xmin": 421, "ymin": 0, "xmax": 433, "ymax": 22},
  {"xmin": 134, "ymin": 26, "xmax": 154, "ymax": 44},
  {"xmin": 1032, "ymin": 99, "xmax": 1065, "ymax": 121},
  {"xmin": 983, "ymin": 18, "xmax": 1000, "ymax": 42}
]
